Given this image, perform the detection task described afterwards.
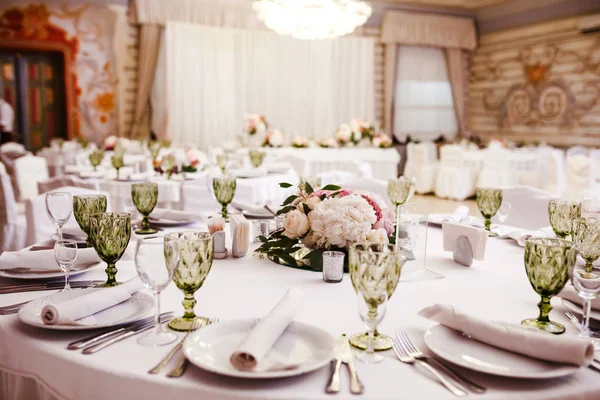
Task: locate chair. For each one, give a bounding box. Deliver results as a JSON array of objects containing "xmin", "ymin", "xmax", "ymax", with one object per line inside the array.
[
  {"xmin": 38, "ymin": 176, "xmax": 98, "ymax": 194},
  {"xmin": 566, "ymin": 146, "xmax": 589, "ymax": 158},
  {"xmin": 14, "ymin": 155, "xmax": 49, "ymax": 201},
  {"xmin": 476, "ymin": 148, "xmax": 513, "ymax": 189},
  {"xmin": 413, "ymin": 144, "xmax": 439, "ymax": 194},
  {"xmin": 590, "ymin": 149, "xmax": 600, "ymax": 182},
  {"xmin": 343, "ymin": 178, "xmax": 392, "ymax": 209},
  {"xmin": 434, "ymin": 145, "xmax": 476, "ymax": 201},
  {"xmin": 24, "ymin": 186, "xmax": 109, "ymax": 246},
  {"xmin": 501, "ymin": 186, "xmax": 559, "ymax": 230},
  {"xmin": 0, "ymin": 162, "xmax": 26, "ymax": 251},
  {"xmin": 318, "ymin": 170, "xmax": 357, "ymax": 186},
  {"xmin": 403, "ymin": 142, "xmax": 417, "ymax": 178},
  {"xmin": 564, "ymin": 154, "xmax": 595, "ymax": 201}
]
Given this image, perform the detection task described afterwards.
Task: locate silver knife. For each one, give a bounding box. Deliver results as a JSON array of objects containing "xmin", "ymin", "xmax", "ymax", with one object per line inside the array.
[
  {"xmin": 325, "ymin": 336, "xmax": 345, "ymax": 393},
  {"xmin": 339, "ymin": 334, "xmax": 364, "ymax": 395},
  {"xmin": 82, "ymin": 314, "xmax": 174, "ymax": 354},
  {"xmin": 67, "ymin": 312, "xmax": 173, "ymax": 350}
]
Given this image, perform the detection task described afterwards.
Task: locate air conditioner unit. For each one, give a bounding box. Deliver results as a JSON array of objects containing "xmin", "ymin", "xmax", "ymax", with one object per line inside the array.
[{"xmin": 579, "ymin": 14, "xmax": 600, "ymax": 34}]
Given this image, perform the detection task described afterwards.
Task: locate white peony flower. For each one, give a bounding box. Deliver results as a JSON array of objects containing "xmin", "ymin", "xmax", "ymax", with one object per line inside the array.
[
  {"xmin": 366, "ymin": 228, "xmax": 389, "ymax": 245},
  {"xmin": 306, "ymin": 194, "xmax": 377, "ymax": 249},
  {"xmin": 282, "ymin": 209, "xmax": 310, "ymax": 239},
  {"xmin": 104, "ymin": 135, "xmax": 118, "ymax": 150},
  {"xmin": 292, "ymin": 136, "xmax": 308, "ymax": 147},
  {"xmin": 266, "ymin": 129, "xmax": 285, "ymax": 147},
  {"xmin": 302, "ymin": 196, "xmax": 322, "ymax": 211},
  {"xmin": 335, "ymin": 124, "xmax": 352, "ymax": 143}
]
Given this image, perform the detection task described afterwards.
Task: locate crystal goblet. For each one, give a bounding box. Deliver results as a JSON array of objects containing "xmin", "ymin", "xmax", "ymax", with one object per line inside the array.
[
  {"xmin": 388, "ymin": 176, "xmax": 416, "ymax": 209},
  {"xmin": 89, "ymin": 150, "xmax": 104, "ymax": 171},
  {"xmin": 54, "ymin": 239, "xmax": 77, "ymax": 291},
  {"xmin": 572, "ymin": 217, "xmax": 600, "ymax": 272},
  {"xmin": 111, "ymin": 154, "xmax": 124, "ymax": 179},
  {"xmin": 88, "ymin": 212, "xmax": 131, "ymax": 287},
  {"xmin": 211, "ymin": 176, "xmax": 236, "ymax": 222},
  {"xmin": 476, "ymin": 188, "xmax": 502, "ymax": 235},
  {"xmin": 548, "ymin": 200, "xmax": 581, "ymax": 239},
  {"xmin": 249, "ymin": 149, "xmax": 266, "ymax": 168},
  {"xmin": 132, "ymin": 182, "xmax": 158, "ymax": 235},
  {"xmin": 570, "ymin": 262, "xmax": 600, "ymax": 342},
  {"xmin": 164, "ymin": 232, "xmax": 214, "ymax": 331},
  {"xmin": 73, "ymin": 194, "xmax": 108, "ymax": 246},
  {"xmin": 46, "ymin": 191, "xmax": 72, "ymax": 240},
  {"xmin": 349, "ymin": 243, "xmax": 403, "ymax": 354},
  {"xmin": 522, "ymin": 238, "xmax": 576, "ymax": 334}
]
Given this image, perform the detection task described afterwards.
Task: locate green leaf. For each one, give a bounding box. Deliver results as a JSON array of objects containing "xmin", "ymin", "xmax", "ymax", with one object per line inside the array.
[
  {"xmin": 305, "ymin": 182, "xmax": 314, "ymax": 195},
  {"xmin": 279, "ymin": 182, "xmax": 293, "ymax": 188},
  {"xmin": 258, "ymin": 235, "xmax": 268, "ymax": 243},
  {"xmin": 321, "ymin": 184, "xmax": 341, "ymax": 191},
  {"xmin": 319, "ymin": 194, "xmax": 327, "ymax": 200},
  {"xmin": 276, "ymin": 206, "xmax": 296, "ymax": 216},
  {"xmin": 302, "ymin": 203, "xmax": 311, "ymax": 214},
  {"xmin": 282, "ymin": 195, "xmax": 298, "ymax": 206}
]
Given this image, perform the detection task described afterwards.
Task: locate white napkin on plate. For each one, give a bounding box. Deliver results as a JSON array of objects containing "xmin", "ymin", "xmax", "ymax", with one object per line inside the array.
[
  {"xmin": 560, "ymin": 285, "xmax": 600, "ymax": 310},
  {"xmin": 150, "ymin": 208, "xmax": 202, "ymax": 222},
  {"xmin": 509, "ymin": 226, "xmax": 555, "ymax": 247},
  {"xmin": 0, "ymin": 248, "xmax": 100, "ymax": 271},
  {"xmin": 442, "ymin": 221, "xmax": 488, "ymax": 261},
  {"xmin": 41, "ymin": 277, "xmax": 145, "ymax": 325},
  {"xmin": 230, "ymin": 200, "xmax": 275, "ymax": 216},
  {"xmin": 230, "ymin": 288, "xmax": 304, "ymax": 371},
  {"xmin": 419, "ymin": 303, "xmax": 594, "ymax": 366}
]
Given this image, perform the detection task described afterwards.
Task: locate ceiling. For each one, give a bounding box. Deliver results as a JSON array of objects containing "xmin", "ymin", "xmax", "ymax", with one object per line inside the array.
[{"xmin": 381, "ymin": 0, "xmax": 511, "ymax": 10}]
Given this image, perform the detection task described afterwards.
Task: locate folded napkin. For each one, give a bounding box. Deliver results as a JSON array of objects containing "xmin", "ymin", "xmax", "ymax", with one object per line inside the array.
[
  {"xmin": 560, "ymin": 285, "xmax": 600, "ymax": 310},
  {"xmin": 230, "ymin": 200, "xmax": 276, "ymax": 216},
  {"xmin": 150, "ymin": 208, "xmax": 203, "ymax": 222},
  {"xmin": 41, "ymin": 277, "xmax": 145, "ymax": 325},
  {"xmin": 230, "ymin": 288, "xmax": 304, "ymax": 371},
  {"xmin": 509, "ymin": 226, "xmax": 555, "ymax": 247},
  {"xmin": 124, "ymin": 172, "xmax": 148, "ymax": 181},
  {"xmin": 419, "ymin": 303, "xmax": 594, "ymax": 366},
  {"xmin": 442, "ymin": 221, "xmax": 488, "ymax": 261},
  {"xmin": 451, "ymin": 205, "xmax": 470, "ymax": 222},
  {"xmin": 230, "ymin": 213, "xmax": 250, "ymax": 258},
  {"xmin": 0, "ymin": 247, "xmax": 100, "ymax": 271},
  {"xmin": 79, "ymin": 170, "xmax": 105, "ymax": 179}
]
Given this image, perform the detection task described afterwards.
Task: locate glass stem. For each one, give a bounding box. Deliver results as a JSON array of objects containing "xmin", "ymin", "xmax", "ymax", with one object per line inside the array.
[
  {"xmin": 221, "ymin": 204, "xmax": 228, "ymax": 220},
  {"xmin": 586, "ymin": 261, "xmax": 594, "ymax": 274},
  {"xmin": 63, "ymin": 266, "xmax": 71, "ymax": 290},
  {"xmin": 142, "ymin": 215, "xmax": 149, "ymax": 230},
  {"xmin": 57, "ymin": 225, "xmax": 62, "ymax": 241},
  {"xmin": 537, "ymin": 296, "xmax": 552, "ymax": 323},
  {"xmin": 366, "ymin": 325, "xmax": 375, "ymax": 357},
  {"xmin": 580, "ymin": 298, "xmax": 592, "ymax": 338},
  {"xmin": 485, "ymin": 218, "xmax": 491, "ymax": 232},
  {"xmin": 153, "ymin": 290, "xmax": 162, "ymax": 335},
  {"xmin": 182, "ymin": 292, "xmax": 197, "ymax": 320}
]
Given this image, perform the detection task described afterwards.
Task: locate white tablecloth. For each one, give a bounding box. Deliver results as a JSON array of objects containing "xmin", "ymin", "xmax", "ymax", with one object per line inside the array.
[
  {"xmin": 1, "ymin": 224, "xmax": 598, "ymax": 400},
  {"xmin": 265, "ymin": 148, "xmax": 400, "ymax": 180}
]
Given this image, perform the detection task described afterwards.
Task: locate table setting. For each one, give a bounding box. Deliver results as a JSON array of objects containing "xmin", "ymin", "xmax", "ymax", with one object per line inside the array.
[{"xmin": 4, "ymin": 167, "xmax": 600, "ymax": 400}]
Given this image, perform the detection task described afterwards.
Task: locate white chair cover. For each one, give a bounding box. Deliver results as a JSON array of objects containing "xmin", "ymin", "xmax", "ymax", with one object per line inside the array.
[
  {"xmin": 590, "ymin": 149, "xmax": 600, "ymax": 182},
  {"xmin": 318, "ymin": 170, "xmax": 357, "ymax": 186},
  {"xmin": 501, "ymin": 186, "xmax": 558, "ymax": 230},
  {"xmin": 0, "ymin": 142, "xmax": 26, "ymax": 154},
  {"xmin": 435, "ymin": 145, "xmax": 476, "ymax": 201},
  {"xmin": 566, "ymin": 146, "xmax": 589, "ymax": 157},
  {"xmin": 14, "ymin": 155, "xmax": 49, "ymax": 201},
  {"xmin": 403, "ymin": 142, "xmax": 417, "ymax": 179},
  {"xmin": 38, "ymin": 177, "xmax": 99, "ymax": 194},
  {"xmin": 564, "ymin": 154, "xmax": 595, "ymax": 201},
  {"xmin": 0, "ymin": 162, "xmax": 26, "ymax": 251},
  {"xmin": 476, "ymin": 148, "xmax": 513, "ymax": 189},
  {"xmin": 413, "ymin": 144, "xmax": 439, "ymax": 194},
  {"xmin": 25, "ymin": 186, "xmax": 109, "ymax": 246},
  {"xmin": 343, "ymin": 178, "xmax": 392, "ymax": 209}
]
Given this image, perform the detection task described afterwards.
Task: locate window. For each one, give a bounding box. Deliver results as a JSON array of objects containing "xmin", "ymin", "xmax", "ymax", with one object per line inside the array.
[{"xmin": 393, "ymin": 46, "xmax": 457, "ymax": 143}]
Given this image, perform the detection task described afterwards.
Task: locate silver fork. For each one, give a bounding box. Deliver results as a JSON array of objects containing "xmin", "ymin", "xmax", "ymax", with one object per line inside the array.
[
  {"xmin": 0, "ymin": 300, "xmax": 31, "ymax": 315},
  {"xmin": 166, "ymin": 317, "xmax": 219, "ymax": 378},
  {"xmin": 564, "ymin": 311, "xmax": 600, "ymax": 338},
  {"xmin": 149, "ymin": 318, "xmax": 204, "ymax": 374},
  {"xmin": 397, "ymin": 332, "xmax": 486, "ymax": 394},
  {"xmin": 392, "ymin": 335, "xmax": 468, "ymax": 397}
]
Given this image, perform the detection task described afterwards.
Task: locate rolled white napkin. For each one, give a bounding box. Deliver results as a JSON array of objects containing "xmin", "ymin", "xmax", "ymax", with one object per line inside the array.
[
  {"xmin": 41, "ymin": 277, "xmax": 145, "ymax": 325},
  {"xmin": 419, "ymin": 303, "xmax": 594, "ymax": 366},
  {"xmin": 150, "ymin": 208, "xmax": 203, "ymax": 222},
  {"xmin": 230, "ymin": 289, "xmax": 304, "ymax": 371},
  {"xmin": 0, "ymin": 248, "xmax": 100, "ymax": 271},
  {"xmin": 560, "ymin": 285, "xmax": 600, "ymax": 310},
  {"xmin": 452, "ymin": 205, "xmax": 470, "ymax": 222},
  {"xmin": 442, "ymin": 221, "xmax": 488, "ymax": 261}
]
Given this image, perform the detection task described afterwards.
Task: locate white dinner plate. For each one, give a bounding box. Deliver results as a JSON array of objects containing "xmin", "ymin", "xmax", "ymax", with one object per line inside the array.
[
  {"xmin": 428, "ymin": 214, "xmax": 496, "ymax": 230},
  {"xmin": 51, "ymin": 233, "xmax": 88, "ymax": 246},
  {"xmin": 265, "ymin": 162, "xmax": 291, "ymax": 174},
  {"xmin": 424, "ymin": 325, "xmax": 580, "ymax": 379},
  {"xmin": 0, "ymin": 262, "xmax": 99, "ymax": 280},
  {"xmin": 231, "ymin": 168, "xmax": 268, "ymax": 179},
  {"xmin": 183, "ymin": 319, "xmax": 333, "ymax": 379},
  {"xmin": 241, "ymin": 209, "xmax": 273, "ymax": 218},
  {"xmin": 19, "ymin": 289, "xmax": 153, "ymax": 331},
  {"xmin": 561, "ymin": 298, "xmax": 600, "ymax": 322},
  {"xmin": 149, "ymin": 218, "xmax": 195, "ymax": 227}
]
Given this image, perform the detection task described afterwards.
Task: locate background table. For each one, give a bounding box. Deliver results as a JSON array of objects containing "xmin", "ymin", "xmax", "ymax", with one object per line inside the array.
[{"xmin": 1, "ymin": 223, "xmax": 598, "ymax": 400}]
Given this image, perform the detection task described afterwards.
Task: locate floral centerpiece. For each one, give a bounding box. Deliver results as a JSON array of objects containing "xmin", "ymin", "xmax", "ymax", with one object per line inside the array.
[
  {"xmin": 181, "ymin": 148, "xmax": 202, "ymax": 173},
  {"xmin": 349, "ymin": 118, "xmax": 374, "ymax": 143},
  {"xmin": 104, "ymin": 135, "xmax": 118, "ymax": 151},
  {"xmin": 319, "ymin": 137, "xmax": 339, "ymax": 148},
  {"xmin": 243, "ymin": 114, "xmax": 268, "ymax": 136},
  {"xmin": 292, "ymin": 136, "xmax": 309, "ymax": 148},
  {"xmin": 255, "ymin": 182, "xmax": 395, "ymax": 272},
  {"xmin": 262, "ymin": 129, "xmax": 285, "ymax": 148},
  {"xmin": 372, "ymin": 133, "xmax": 392, "ymax": 148}
]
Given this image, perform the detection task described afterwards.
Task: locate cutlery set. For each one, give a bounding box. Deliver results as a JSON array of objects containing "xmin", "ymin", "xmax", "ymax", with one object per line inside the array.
[{"xmin": 326, "ymin": 334, "xmax": 364, "ymax": 395}]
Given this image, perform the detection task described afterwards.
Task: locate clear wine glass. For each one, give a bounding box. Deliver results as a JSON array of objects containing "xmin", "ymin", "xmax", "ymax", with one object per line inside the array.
[
  {"xmin": 497, "ymin": 201, "xmax": 512, "ymax": 236},
  {"xmin": 135, "ymin": 236, "xmax": 180, "ymax": 346},
  {"xmin": 570, "ymin": 262, "xmax": 600, "ymax": 342},
  {"xmin": 54, "ymin": 239, "xmax": 77, "ymax": 291},
  {"xmin": 46, "ymin": 192, "xmax": 73, "ymax": 240}
]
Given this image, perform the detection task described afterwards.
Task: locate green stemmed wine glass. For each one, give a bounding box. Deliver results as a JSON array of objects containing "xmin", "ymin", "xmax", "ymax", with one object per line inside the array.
[
  {"xmin": 572, "ymin": 217, "xmax": 600, "ymax": 273},
  {"xmin": 88, "ymin": 212, "xmax": 132, "ymax": 287},
  {"xmin": 111, "ymin": 154, "xmax": 124, "ymax": 179},
  {"xmin": 348, "ymin": 243, "xmax": 403, "ymax": 353},
  {"xmin": 522, "ymin": 238, "xmax": 576, "ymax": 334},
  {"xmin": 132, "ymin": 182, "xmax": 158, "ymax": 234},
  {"xmin": 211, "ymin": 176, "xmax": 236, "ymax": 222},
  {"xmin": 89, "ymin": 150, "xmax": 104, "ymax": 171},
  {"xmin": 165, "ymin": 232, "xmax": 214, "ymax": 331},
  {"xmin": 162, "ymin": 154, "xmax": 176, "ymax": 180},
  {"xmin": 476, "ymin": 188, "xmax": 503, "ymax": 236},
  {"xmin": 249, "ymin": 149, "xmax": 266, "ymax": 168},
  {"xmin": 73, "ymin": 194, "xmax": 107, "ymax": 246},
  {"xmin": 299, "ymin": 176, "xmax": 322, "ymax": 192},
  {"xmin": 388, "ymin": 176, "xmax": 416, "ymax": 209},
  {"xmin": 548, "ymin": 200, "xmax": 581, "ymax": 239}
]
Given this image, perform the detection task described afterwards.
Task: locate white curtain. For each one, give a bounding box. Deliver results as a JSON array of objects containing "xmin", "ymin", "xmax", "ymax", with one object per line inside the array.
[
  {"xmin": 160, "ymin": 22, "xmax": 374, "ymax": 148},
  {"xmin": 394, "ymin": 46, "xmax": 457, "ymax": 142}
]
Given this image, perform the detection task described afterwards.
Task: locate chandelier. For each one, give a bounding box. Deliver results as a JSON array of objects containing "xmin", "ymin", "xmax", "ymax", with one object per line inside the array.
[{"xmin": 252, "ymin": 0, "xmax": 372, "ymax": 40}]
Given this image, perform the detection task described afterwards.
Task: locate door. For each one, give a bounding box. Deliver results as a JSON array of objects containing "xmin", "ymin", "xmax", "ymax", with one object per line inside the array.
[{"xmin": 0, "ymin": 50, "xmax": 66, "ymax": 151}]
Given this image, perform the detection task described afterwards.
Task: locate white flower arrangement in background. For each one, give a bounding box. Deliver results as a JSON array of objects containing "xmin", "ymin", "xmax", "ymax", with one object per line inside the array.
[
  {"xmin": 318, "ymin": 137, "xmax": 339, "ymax": 148},
  {"xmin": 292, "ymin": 135, "xmax": 309, "ymax": 148},
  {"xmin": 104, "ymin": 135, "xmax": 118, "ymax": 151},
  {"xmin": 262, "ymin": 129, "xmax": 285, "ymax": 147},
  {"xmin": 372, "ymin": 133, "xmax": 392, "ymax": 148},
  {"xmin": 243, "ymin": 114, "xmax": 268, "ymax": 136}
]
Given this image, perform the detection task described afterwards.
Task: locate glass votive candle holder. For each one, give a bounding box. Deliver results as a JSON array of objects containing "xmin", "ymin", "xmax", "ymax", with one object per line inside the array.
[
  {"xmin": 274, "ymin": 215, "xmax": 286, "ymax": 230},
  {"xmin": 322, "ymin": 251, "xmax": 345, "ymax": 283}
]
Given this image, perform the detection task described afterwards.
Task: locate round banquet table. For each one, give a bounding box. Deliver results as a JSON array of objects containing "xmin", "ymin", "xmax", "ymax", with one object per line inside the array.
[{"xmin": 0, "ymin": 224, "xmax": 599, "ymax": 400}]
